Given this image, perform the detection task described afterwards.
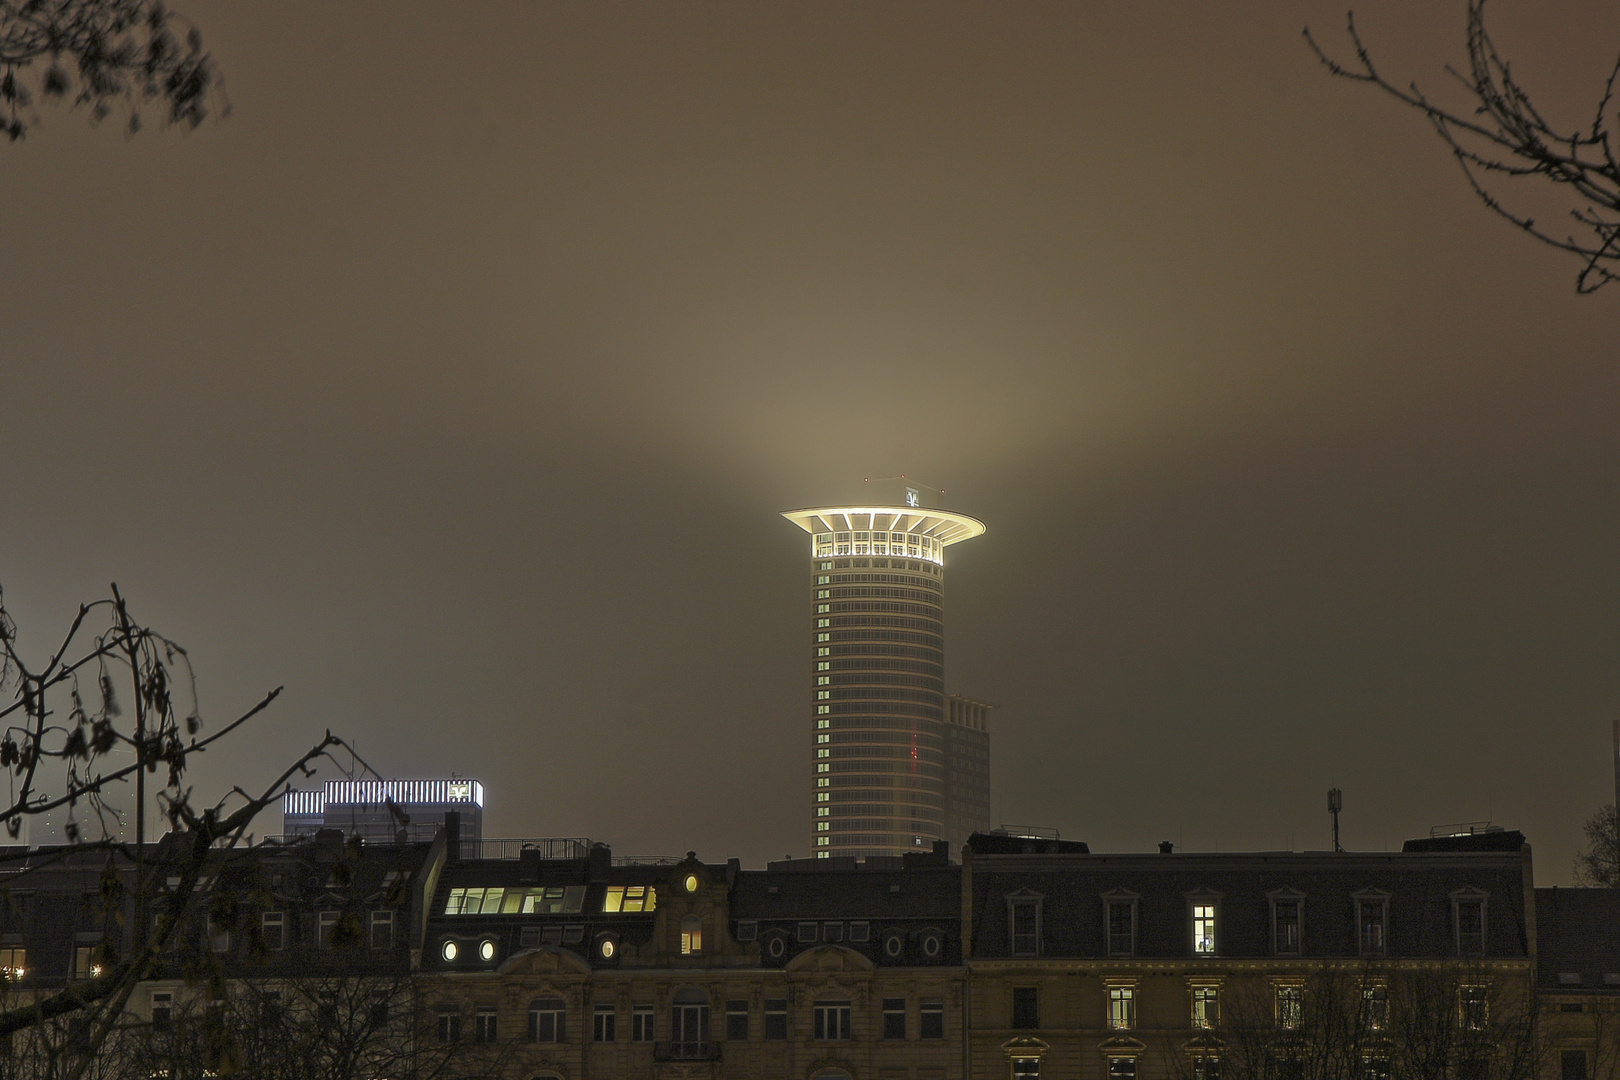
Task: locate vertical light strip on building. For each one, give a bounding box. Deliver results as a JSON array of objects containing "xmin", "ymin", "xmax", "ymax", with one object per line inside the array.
[{"xmin": 782, "ymin": 504, "xmax": 986, "ymax": 859}]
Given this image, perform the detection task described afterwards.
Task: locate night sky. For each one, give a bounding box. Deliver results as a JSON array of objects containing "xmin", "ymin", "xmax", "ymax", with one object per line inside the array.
[{"xmin": 2, "ymin": 2, "xmax": 1615, "ymax": 879}]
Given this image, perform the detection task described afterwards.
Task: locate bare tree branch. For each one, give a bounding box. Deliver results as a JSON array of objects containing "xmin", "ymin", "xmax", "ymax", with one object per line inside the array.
[
  {"xmin": 1306, "ymin": 1, "xmax": 1620, "ymax": 293},
  {"xmin": 0, "ymin": 0, "xmax": 227, "ymax": 142}
]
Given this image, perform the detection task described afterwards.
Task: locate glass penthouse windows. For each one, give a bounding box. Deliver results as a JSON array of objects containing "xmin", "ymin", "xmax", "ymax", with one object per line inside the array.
[
  {"xmin": 443, "ymin": 885, "xmax": 586, "ymax": 915},
  {"xmin": 603, "ymin": 885, "xmax": 655, "ymax": 913},
  {"xmin": 814, "ymin": 531, "xmax": 944, "ymax": 563},
  {"xmin": 443, "ymin": 884, "xmax": 656, "ymax": 916}
]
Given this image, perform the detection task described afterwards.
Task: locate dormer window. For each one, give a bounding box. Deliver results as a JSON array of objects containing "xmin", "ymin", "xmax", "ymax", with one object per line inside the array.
[
  {"xmin": 1268, "ymin": 889, "xmax": 1305, "ymax": 956},
  {"xmin": 1354, "ymin": 891, "xmax": 1391, "ymax": 957},
  {"xmin": 1102, "ymin": 890, "xmax": 1138, "ymax": 957},
  {"xmin": 1451, "ymin": 889, "xmax": 1487, "ymax": 957},
  {"xmin": 1186, "ymin": 891, "xmax": 1222, "ymax": 956},
  {"xmin": 1006, "ymin": 891, "xmax": 1043, "ymax": 957}
]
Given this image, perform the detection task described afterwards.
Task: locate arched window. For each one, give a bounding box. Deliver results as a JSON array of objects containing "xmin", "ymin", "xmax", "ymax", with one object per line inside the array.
[
  {"xmin": 681, "ymin": 915, "xmax": 703, "ymax": 955},
  {"xmin": 672, "ymin": 988, "xmax": 710, "ymax": 1054},
  {"xmin": 528, "ymin": 997, "xmax": 565, "ymax": 1043}
]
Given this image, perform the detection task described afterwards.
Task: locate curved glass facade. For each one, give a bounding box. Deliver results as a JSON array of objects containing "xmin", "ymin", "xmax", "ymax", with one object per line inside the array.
[{"xmin": 784, "ymin": 506, "xmax": 984, "ymax": 860}]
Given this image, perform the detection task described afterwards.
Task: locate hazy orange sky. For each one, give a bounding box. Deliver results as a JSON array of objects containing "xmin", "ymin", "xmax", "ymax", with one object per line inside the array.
[{"xmin": 2, "ymin": 1, "xmax": 1615, "ymax": 879}]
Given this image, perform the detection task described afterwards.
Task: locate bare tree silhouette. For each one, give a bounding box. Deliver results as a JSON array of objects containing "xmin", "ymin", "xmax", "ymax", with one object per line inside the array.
[
  {"xmin": 1307, "ymin": 1, "xmax": 1620, "ymax": 293},
  {"xmin": 0, "ymin": 0, "xmax": 225, "ymax": 141},
  {"xmin": 0, "ymin": 582, "xmax": 359, "ymax": 1068}
]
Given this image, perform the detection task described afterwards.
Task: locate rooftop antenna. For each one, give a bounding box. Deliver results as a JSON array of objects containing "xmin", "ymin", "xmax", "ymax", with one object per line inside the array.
[
  {"xmin": 1328, "ymin": 788, "xmax": 1343, "ymax": 853},
  {"xmin": 864, "ymin": 475, "xmax": 947, "ymax": 506}
]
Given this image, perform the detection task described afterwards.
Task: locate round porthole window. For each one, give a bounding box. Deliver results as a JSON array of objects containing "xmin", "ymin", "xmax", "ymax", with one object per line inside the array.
[
  {"xmin": 883, "ymin": 933, "xmax": 904, "ymax": 958},
  {"xmin": 479, "ymin": 939, "xmax": 496, "ymax": 962},
  {"xmin": 441, "ymin": 939, "xmax": 458, "ymax": 962},
  {"xmin": 767, "ymin": 935, "xmax": 787, "ymax": 959},
  {"xmin": 600, "ymin": 937, "xmax": 617, "ymax": 959},
  {"xmin": 921, "ymin": 932, "xmax": 941, "ymax": 958},
  {"xmin": 683, "ymin": 873, "xmax": 700, "ymax": 893}
]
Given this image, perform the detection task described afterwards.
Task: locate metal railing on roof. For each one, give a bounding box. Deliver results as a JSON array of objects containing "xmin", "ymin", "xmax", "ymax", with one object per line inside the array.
[
  {"xmin": 992, "ymin": 824, "xmax": 1060, "ymax": 840},
  {"xmin": 612, "ymin": 854, "xmax": 684, "ymax": 866},
  {"xmin": 1429, "ymin": 821, "xmax": 1504, "ymax": 838},
  {"xmin": 470, "ymin": 838, "xmax": 592, "ymax": 861}
]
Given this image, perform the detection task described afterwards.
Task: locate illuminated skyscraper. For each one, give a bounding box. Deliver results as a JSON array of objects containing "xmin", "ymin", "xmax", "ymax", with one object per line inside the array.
[{"xmin": 783, "ymin": 495, "xmax": 986, "ymax": 859}]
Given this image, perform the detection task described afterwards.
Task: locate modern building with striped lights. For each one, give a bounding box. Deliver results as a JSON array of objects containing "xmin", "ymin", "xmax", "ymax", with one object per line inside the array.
[
  {"xmin": 282, "ymin": 777, "xmax": 485, "ymax": 847},
  {"xmin": 783, "ymin": 495, "xmax": 987, "ymax": 859}
]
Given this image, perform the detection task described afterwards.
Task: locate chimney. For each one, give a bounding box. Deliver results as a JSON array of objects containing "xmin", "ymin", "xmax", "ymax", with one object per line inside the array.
[{"xmin": 444, "ymin": 811, "xmax": 461, "ymax": 861}]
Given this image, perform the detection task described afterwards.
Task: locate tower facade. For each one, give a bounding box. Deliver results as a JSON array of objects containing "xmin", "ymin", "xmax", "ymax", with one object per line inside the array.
[
  {"xmin": 942, "ymin": 694, "xmax": 994, "ymax": 850},
  {"xmin": 782, "ymin": 503, "xmax": 986, "ymax": 859}
]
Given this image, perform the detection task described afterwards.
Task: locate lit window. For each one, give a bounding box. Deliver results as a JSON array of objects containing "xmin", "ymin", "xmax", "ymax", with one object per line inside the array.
[
  {"xmin": 681, "ymin": 915, "xmax": 703, "ymax": 954},
  {"xmin": 441, "ymin": 939, "xmax": 458, "ymax": 961},
  {"xmin": 602, "ymin": 885, "xmax": 655, "ymax": 913},
  {"xmin": 1192, "ymin": 903, "xmax": 1217, "ymax": 954},
  {"xmin": 1458, "ymin": 985, "xmax": 1488, "ymax": 1031},
  {"xmin": 529, "ymin": 998, "xmax": 565, "ymax": 1042},
  {"xmin": 1108, "ymin": 985, "xmax": 1135, "ymax": 1030},
  {"xmin": 0, "ymin": 947, "xmax": 24, "ymax": 980},
  {"xmin": 1192, "ymin": 986, "xmax": 1219, "ymax": 1028},
  {"xmin": 73, "ymin": 945, "xmax": 103, "ymax": 979},
  {"xmin": 1276, "ymin": 985, "xmax": 1303, "ymax": 1030},
  {"xmin": 1362, "ymin": 984, "xmax": 1388, "ymax": 1031},
  {"xmin": 813, "ymin": 999, "xmax": 852, "ymax": 1040}
]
